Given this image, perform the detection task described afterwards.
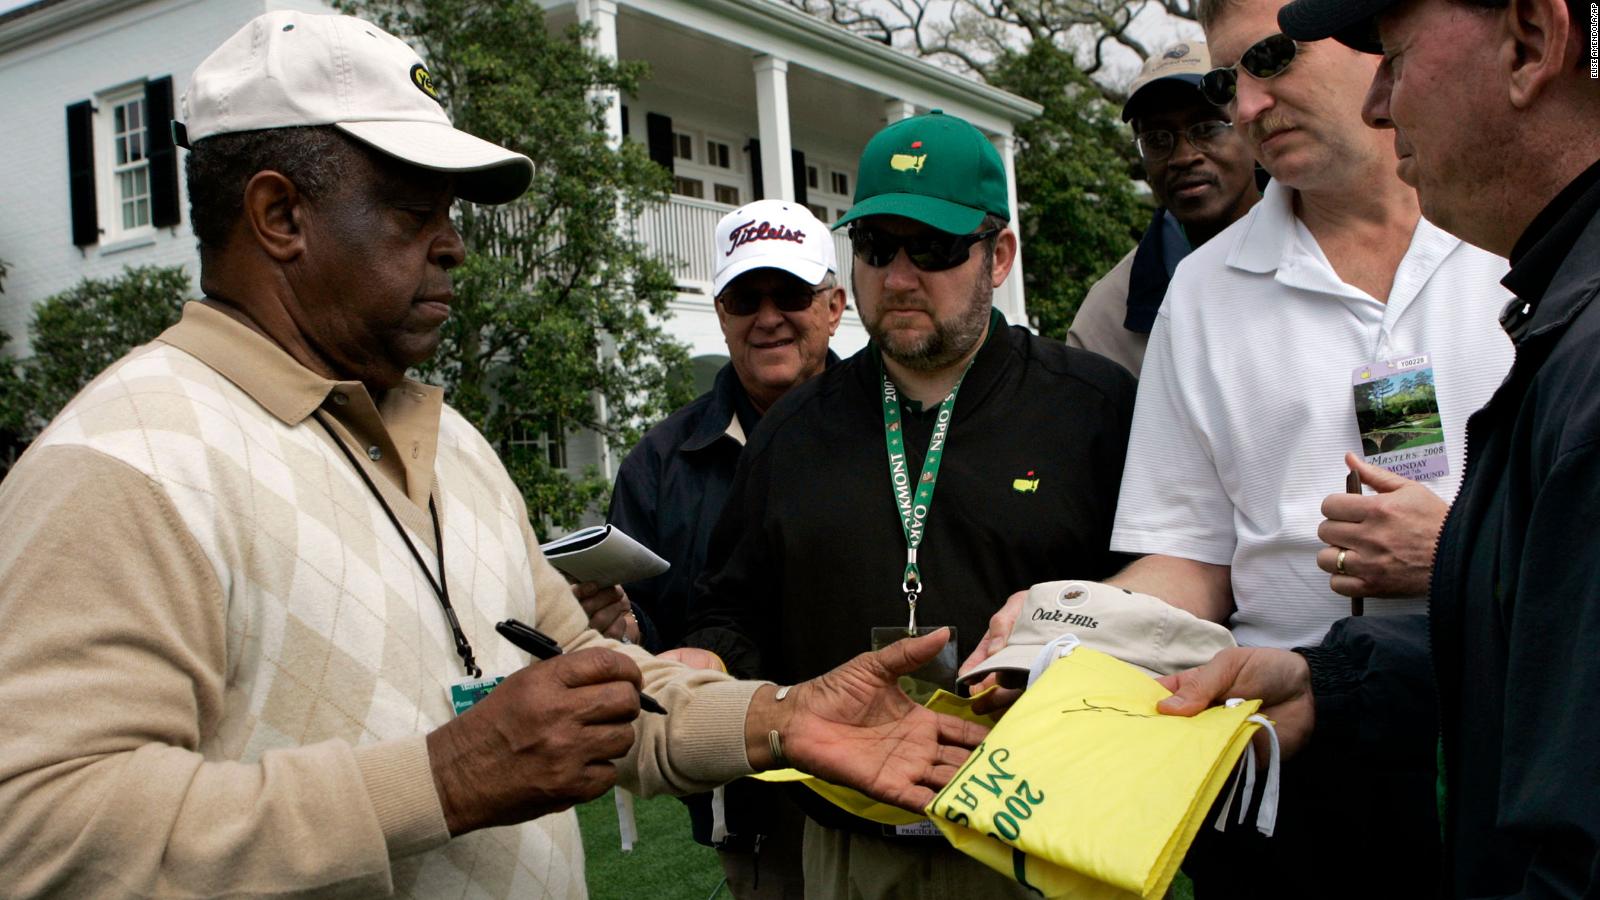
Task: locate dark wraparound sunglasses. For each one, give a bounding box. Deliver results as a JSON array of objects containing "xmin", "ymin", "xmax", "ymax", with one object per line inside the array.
[
  {"xmin": 848, "ymin": 224, "xmax": 1001, "ymax": 272},
  {"xmin": 717, "ymin": 280, "xmax": 829, "ymax": 316},
  {"xmin": 1199, "ymin": 33, "xmax": 1300, "ymax": 108}
]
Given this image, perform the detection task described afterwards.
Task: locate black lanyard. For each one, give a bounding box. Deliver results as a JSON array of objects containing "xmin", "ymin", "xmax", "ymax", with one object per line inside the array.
[{"xmin": 315, "ymin": 414, "xmax": 481, "ymax": 678}]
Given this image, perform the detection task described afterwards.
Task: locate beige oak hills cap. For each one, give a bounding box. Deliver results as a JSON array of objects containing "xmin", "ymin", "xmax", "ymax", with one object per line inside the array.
[
  {"xmin": 179, "ymin": 11, "xmax": 533, "ymax": 205},
  {"xmin": 960, "ymin": 580, "xmax": 1236, "ymax": 681}
]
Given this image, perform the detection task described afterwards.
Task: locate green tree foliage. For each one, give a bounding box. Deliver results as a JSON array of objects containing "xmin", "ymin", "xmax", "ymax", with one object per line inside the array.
[
  {"xmin": 340, "ymin": 0, "xmax": 694, "ymax": 528},
  {"xmin": 781, "ymin": 1, "xmax": 1157, "ymax": 338},
  {"xmin": 0, "ymin": 259, "xmax": 26, "ymax": 455},
  {"xmin": 989, "ymin": 41, "xmax": 1149, "ymax": 338},
  {"xmin": 0, "ymin": 265, "xmax": 191, "ymax": 471},
  {"xmin": 24, "ymin": 266, "xmax": 192, "ymax": 422}
]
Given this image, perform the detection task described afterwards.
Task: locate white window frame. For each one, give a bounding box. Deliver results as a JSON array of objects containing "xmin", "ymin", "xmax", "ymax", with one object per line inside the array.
[
  {"xmin": 670, "ymin": 123, "xmax": 746, "ymax": 207},
  {"xmin": 804, "ymin": 157, "xmax": 855, "ymax": 222},
  {"xmin": 672, "ymin": 130, "xmax": 697, "ymax": 163},
  {"xmin": 95, "ymin": 81, "xmax": 156, "ymax": 244},
  {"xmin": 706, "ymin": 137, "xmax": 735, "ymax": 171},
  {"xmin": 673, "ymin": 175, "xmax": 705, "ymax": 199},
  {"xmin": 507, "ymin": 418, "xmax": 568, "ymax": 471}
]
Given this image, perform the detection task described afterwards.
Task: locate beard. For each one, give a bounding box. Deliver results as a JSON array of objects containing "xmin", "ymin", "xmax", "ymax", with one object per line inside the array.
[{"xmin": 860, "ymin": 271, "xmax": 994, "ymax": 372}]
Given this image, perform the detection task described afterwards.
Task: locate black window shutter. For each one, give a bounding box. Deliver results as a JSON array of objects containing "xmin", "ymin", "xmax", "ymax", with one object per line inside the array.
[
  {"xmin": 145, "ymin": 76, "xmax": 180, "ymax": 228},
  {"xmin": 66, "ymin": 100, "xmax": 98, "ymax": 246},
  {"xmin": 645, "ymin": 112, "xmax": 674, "ymax": 172},
  {"xmin": 746, "ymin": 138, "xmax": 763, "ymax": 201},
  {"xmin": 620, "ymin": 104, "xmax": 629, "ymax": 139},
  {"xmin": 791, "ymin": 149, "xmax": 808, "ymax": 206}
]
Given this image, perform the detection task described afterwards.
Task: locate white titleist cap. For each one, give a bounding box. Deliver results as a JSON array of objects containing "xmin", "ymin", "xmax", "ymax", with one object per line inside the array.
[
  {"xmin": 178, "ymin": 11, "xmax": 533, "ymax": 205},
  {"xmin": 960, "ymin": 580, "xmax": 1236, "ymax": 681},
  {"xmin": 712, "ymin": 200, "xmax": 837, "ymax": 296}
]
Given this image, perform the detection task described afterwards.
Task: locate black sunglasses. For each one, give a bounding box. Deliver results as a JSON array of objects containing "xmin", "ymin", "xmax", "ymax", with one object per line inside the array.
[
  {"xmin": 1199, "ymin": 33, "xmax": 1300, "ymax": 108},
  {"xmin": 717, "ymin": 280, "xmax": 828, "ymax": 317},
  {"xmin": 1135, "ymin": 120, "xmax": 1236, "ymax": 162},
  {"xmin": 848, "ymin": 224, "xmax": 1000, "ymax": 273}
]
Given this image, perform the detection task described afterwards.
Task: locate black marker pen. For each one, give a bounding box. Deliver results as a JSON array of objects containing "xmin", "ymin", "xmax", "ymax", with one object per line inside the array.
[{"xmin": 496, "ymin": 618, "xmax": 667, "ymax": 715}]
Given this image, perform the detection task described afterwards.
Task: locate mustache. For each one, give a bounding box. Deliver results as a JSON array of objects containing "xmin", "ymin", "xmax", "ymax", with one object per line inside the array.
[
  {"xmin": 1165, "ymin": 170, "xmax": 1219, "ymax": 193},
  {"xmin": 1247, "ymin": 113, "xmax": 1295, "ymax": 145},
  {"xmin": 875, "ymin": 295, "xmax": 930, "ymax": 313}
]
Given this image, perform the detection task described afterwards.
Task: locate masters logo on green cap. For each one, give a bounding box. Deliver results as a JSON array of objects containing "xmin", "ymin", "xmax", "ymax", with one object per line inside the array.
[{"xmin": 834, "ymin": 110, "xmax": 1011, "ymax": 235}]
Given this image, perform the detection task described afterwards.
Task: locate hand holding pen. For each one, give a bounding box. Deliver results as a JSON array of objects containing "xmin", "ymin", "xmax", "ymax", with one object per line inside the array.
[
  {"xmin": 497, "ymin": 618, "xmax": 666, "ymax": 714},
  {"xmin": 426, "ymin": 621, "xmax": 647, "ymax": 836}
]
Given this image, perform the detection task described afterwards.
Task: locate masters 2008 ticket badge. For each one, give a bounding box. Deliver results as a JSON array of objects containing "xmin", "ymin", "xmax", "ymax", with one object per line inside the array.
[{"xmin": 1352, "ymin": 352, "xmax": 1447, "ymax": 482}]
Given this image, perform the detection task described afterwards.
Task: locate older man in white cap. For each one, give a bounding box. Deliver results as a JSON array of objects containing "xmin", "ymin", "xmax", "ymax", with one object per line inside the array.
[
  {"xmin": 604, "ymin": 200, "xmax": 844, "ymax": 655},
  {"xmin": 1068, "ymin": 41, "xmax": 1260, "ymax": 375},
  {"xmin": 0, "ymin": 13, "xmax": 986, "ymax": 899},
  {"xmin": 598, "ymin": 200, "xmax": 844, "ymax": 898}
]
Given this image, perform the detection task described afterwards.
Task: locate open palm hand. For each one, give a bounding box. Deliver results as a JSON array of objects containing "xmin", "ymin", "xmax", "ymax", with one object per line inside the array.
[{"xmin": 782, "ymin": 629, "xmax": 989, "ymax": 812}]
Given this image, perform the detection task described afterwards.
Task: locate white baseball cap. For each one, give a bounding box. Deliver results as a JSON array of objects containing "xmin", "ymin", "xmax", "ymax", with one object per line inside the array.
[
  {"xmin": 960, "ymin": 580, "xmax": 1236, "ymax": 682},
  {"xmin": 178, "ymin": 11, "xmax": 533, "ymax": 205},
  {"xmin": 712, "ymin": 200, "xmax": 837, "ymax": 297}
]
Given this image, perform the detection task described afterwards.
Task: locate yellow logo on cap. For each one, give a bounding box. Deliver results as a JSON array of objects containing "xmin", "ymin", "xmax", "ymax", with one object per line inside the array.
[
  {"xmin": 410, "ymin": 63, "xmax": 440, "ymax": 100},
  {"xmin": 890, "ymin": 153, "xmax": 927, "ymax": 173}
]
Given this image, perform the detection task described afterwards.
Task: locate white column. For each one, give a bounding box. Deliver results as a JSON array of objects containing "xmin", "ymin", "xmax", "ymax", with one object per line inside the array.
[
  {"xmin": 578, "ymin": 0, "xmax": 623, "ymax": 480},
  {"xmin": 579, "ymin": 0, "xmax": 623, "ymax": 149},
  {"xmin": 883, "ymin": 98, "xmax": 916, "ymax": 124},
  {"xmin": 991, "ymin": 131, "xmax": 1027, "ymax": 328},
  {"xmin": 752, "ymin": 55, "xmax": 794, "ymax": 201}
]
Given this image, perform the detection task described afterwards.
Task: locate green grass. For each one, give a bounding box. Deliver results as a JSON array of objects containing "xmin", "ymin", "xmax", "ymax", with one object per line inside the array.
[
  {"xmin": 577, "ymin": 790, "xmax": 726, "ymax": 900},
  {"xmin": 575, "ymin": 790, "xmax": 1194, "ymax": 900}
]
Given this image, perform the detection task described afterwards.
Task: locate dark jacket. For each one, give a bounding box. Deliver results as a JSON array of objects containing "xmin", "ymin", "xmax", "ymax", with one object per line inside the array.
[
  {"xmin": 607, "ymin": 356, "xmax": 833, "ymax": 652},
  {"xmin": 605, "ymin": 355, "xmax": 832, "ymax": 855},
  {"xmin": 1429, "ymin": 158, "xmax": 1600, "ymax": 898},
  {"xmin": 1302, "ymin": 159, "xmax": 1600, "ymax": 899},
  {"xmin": 1066, "ymin": 207, "xmax": 1192, "ymax": 376},
  {"xmin": 685, "ymin": 312, "xmax": 1136, "ymax": 836},
  {"xmin": 1184, "ymin": 607, "xmax": 1443, "ymax": 900},
  {"xmin": 684, "ymin": 311, "xmax": 1136, "ymax": 683}
]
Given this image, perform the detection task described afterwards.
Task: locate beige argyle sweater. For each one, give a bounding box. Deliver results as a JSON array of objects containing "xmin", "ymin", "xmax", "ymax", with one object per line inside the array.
[{"xmin": 0, "ymin": 304, "xmax": 760, "ymax": 898}]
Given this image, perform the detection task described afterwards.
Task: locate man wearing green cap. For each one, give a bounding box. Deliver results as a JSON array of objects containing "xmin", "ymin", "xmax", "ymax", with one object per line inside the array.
[{"xmin": 683, "ymin": 110, "xmax": 1138, "ymax": 897}]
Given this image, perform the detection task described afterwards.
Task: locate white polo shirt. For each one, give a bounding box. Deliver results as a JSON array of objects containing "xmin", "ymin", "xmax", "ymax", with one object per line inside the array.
[{"xmin": 1112, "ymin": 179, "xmax": 1515, "ymax": 649}]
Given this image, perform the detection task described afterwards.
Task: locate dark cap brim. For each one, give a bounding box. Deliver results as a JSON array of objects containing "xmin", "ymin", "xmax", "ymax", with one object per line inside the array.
[
  {"xmin": 1277, "ymin": 0, "xmax": 1391, "ymax": 54},
  {"xmin": 1121, "ymin": 73, "xmax": 1206, "ymax": 122}
]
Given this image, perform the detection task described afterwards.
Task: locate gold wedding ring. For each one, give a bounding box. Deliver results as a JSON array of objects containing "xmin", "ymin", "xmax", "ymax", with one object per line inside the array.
[{"xmin": 1336, "ymin": 548, "xmax": 1349, "ymax": 576}]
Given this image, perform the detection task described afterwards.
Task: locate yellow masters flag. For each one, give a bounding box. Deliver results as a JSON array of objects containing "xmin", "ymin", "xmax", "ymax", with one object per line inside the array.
[{"xmin": 926, "ymin": 646, "xmax": 1271, "ymax": 899}]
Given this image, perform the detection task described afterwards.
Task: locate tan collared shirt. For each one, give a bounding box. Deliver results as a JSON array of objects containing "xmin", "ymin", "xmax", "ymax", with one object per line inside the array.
[{"xmin": 163, "ymin": 301, "xmax": 443, "ymax": 524}]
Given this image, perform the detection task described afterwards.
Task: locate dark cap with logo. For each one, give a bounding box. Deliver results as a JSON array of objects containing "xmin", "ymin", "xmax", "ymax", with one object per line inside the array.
[
  {"xmin": 1277, "ymin": 0, "xmax": 1392, "ymax": 54},
  {"xmin": 833, "ymin": 110, "xmax": 1010, "ymax": 236}
]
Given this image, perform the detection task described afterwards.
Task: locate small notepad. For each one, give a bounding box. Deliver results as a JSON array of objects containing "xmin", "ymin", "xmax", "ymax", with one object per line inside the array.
[{"xmin": 539, "ymin": 524, "xmax": 669, "ymax": 585}]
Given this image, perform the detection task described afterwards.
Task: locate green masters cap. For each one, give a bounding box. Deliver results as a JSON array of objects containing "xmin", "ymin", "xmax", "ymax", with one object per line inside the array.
[{"xmin": 834, "ymin": 110, "xmax": 1010, "ymax": 235}]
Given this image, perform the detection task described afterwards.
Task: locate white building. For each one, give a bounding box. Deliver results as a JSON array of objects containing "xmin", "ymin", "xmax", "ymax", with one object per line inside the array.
[{"xmin": 0, "ymin": 0, "xmax": 1039, "ymax": 478}]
